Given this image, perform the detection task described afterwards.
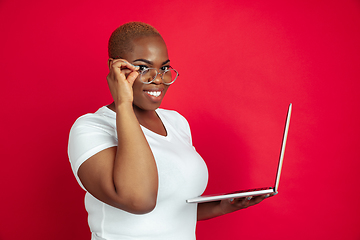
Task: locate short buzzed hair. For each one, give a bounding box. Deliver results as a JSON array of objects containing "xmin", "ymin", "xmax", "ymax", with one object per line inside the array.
[{"xmin": 108, "ymin": 22, "xmax": 162, "ymax": 58}]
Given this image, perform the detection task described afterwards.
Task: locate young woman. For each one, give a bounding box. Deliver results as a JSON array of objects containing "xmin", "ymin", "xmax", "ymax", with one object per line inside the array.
[{"xmin": 68, "ymin": 22, "xmax": 272, "ymax": 240}]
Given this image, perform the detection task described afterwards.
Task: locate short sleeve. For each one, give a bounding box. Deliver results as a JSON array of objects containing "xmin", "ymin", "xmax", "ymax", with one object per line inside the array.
[{"xmin": 68, "ymin": 114, "xmax": 117, "ymax": 190}]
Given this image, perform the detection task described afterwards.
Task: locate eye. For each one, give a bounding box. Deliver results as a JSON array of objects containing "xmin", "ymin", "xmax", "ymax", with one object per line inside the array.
[
  {"xmin": 160, "ymin": 65, "xmax": 171, "ymax": 72},
  {"xmin": 137, "ymin": 65, "xmax": 150, "ymax": 72}
]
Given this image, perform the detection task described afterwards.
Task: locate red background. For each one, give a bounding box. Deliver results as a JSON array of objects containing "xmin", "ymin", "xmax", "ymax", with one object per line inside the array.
[{"xmin": 1, "ymin": 0, "xmax": 360, "ymax": 239}]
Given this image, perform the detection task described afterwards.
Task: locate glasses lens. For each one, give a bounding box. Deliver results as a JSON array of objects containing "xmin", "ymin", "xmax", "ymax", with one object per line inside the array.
[
  {"xmin": 139, "ymin": 68, "xmax": 156, "ymax": 83},
  {"xmin": 139, "ymin": 68, "xmax": 179, "ymax": 84},
  {"xmin": 162, "ymin": 69, "xmax": 178, "ymax": 84}
]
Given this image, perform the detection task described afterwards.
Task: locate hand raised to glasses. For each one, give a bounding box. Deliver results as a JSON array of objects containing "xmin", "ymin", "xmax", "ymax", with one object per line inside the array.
[{"xmin": 107, "ymin": 59, "xmax": 139, "ymax": 106}]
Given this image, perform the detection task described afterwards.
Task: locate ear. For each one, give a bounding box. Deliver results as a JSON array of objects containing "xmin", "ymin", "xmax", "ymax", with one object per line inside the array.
[{"xmin": 107, "ymin": 58, "xmax": 113, "ymax": 69}]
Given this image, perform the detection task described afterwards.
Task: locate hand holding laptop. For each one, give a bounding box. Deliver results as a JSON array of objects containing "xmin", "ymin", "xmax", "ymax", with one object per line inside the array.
[
  {"xmin": 197, "ymin": 192, "xmax": 277, "ymax": 220},
  {"xmin": 220, "ymin": 192, "xmax": 276, "ymax": 214}
]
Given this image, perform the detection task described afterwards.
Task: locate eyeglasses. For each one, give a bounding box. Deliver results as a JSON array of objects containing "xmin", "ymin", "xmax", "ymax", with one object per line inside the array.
[{"xmin": 136, "ymin": 66, "xmax": 179, "ymax": 85}]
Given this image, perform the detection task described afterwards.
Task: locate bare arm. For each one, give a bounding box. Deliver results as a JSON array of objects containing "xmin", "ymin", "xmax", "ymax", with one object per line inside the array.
[{"xmin": 77, "ymin": 59, "xmax": 158, "ymax": 214}]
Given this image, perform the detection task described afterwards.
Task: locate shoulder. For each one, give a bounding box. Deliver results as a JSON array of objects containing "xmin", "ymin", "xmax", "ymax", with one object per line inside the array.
[
  {"xmin": 70, "ymin": 106, "xmax": 116, "ymax": 134},
  {"xmin": 68, "ymin": 106, "xmax": 117, "ymax": 163}
]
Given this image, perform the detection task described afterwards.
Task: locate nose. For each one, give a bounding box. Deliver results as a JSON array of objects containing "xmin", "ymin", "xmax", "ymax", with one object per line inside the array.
[{"xmin": 152, "ymin": 72, "xmax": 163, "ymax": 84}]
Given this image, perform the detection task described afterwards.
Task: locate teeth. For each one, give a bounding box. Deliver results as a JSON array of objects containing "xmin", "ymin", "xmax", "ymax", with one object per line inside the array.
[{"xmin": 146, "ymin": 91, "xmax": 161, "ymax": 97}]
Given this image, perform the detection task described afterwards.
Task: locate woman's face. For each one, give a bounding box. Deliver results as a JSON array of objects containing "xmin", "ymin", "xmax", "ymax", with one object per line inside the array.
[{"xmin": 122, "ymin": 35, "xmax": 170, "ymax": 112}]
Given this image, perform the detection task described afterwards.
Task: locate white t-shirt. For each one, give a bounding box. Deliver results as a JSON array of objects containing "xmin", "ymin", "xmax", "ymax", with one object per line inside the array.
[{"xmin": 68, "ymin": 106, "xmax": 208, "ymax": 240}]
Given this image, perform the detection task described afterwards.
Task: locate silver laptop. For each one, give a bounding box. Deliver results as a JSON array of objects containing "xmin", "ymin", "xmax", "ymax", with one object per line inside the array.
[{"xmin": 187, "ymin": 103, "xmax": 292, "ymax": 203}]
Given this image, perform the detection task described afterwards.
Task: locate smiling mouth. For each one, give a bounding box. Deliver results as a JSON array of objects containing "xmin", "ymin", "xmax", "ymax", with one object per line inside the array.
[{"xmin": 145, "ymin": 90, "xmax": 162, "ymax": 97}]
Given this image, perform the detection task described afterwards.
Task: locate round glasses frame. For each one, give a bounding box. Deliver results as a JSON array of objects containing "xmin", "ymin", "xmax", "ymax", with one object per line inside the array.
[{"xmin": 137, "ymin": 67, "xmax": 179, "ymax": 85}]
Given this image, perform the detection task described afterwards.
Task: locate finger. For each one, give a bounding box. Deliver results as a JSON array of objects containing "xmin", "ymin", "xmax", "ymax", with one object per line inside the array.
[
  {"xmin": 271, "ymin": 192, "xmax": 278, "ymax": 197},
  {"xmin": 109, "ymin": 61, "xmax": 132, "ymax": 82},
  {"xmin": 111, "ymin": 59, "xmax": 139, "ymax": 71},
  {"xmin": 127, "ymin": 71, "xmax": 140, "ymax": 85},
  {"xmin": 245, "ymin": 196, "xmax": 253, "ymax": 202},
  {"xmin": 251, "ymin": 195, "xmax": 266, "ymax": 205},
  {"xmin": 250, "ymin": 193, "xmax": 274, "ymax": 205},
  {"xmin": 238, "ymin": 196, "xmax": 252, "ymax": 208},
  {"xmin": 234, "ymin": 196, "xmax": 252, "ymax": 203},
  {"xmin": 264, "ymin": 192, "xmax": 278, "ymax": 199}
]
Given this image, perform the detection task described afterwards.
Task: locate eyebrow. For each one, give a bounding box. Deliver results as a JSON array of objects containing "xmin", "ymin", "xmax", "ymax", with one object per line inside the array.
[{"xmin": 133, "ymin": 59, "xmax": 170, "ymax": 66}]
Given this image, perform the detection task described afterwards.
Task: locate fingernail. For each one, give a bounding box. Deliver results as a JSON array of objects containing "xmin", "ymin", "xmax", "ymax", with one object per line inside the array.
[
  {"xmin": 246, "ymin": 196, "xmax": 252, "ymax": 201},
  {"xmin": 264, "ymin": 194, "xmax": 270, "ymax": 198},
  {"xmin": 273, "ymin": 192, "xmax": 278, "ymax": 196}
]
